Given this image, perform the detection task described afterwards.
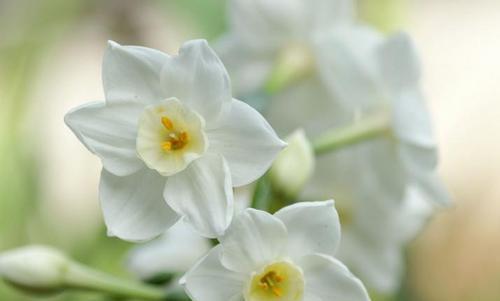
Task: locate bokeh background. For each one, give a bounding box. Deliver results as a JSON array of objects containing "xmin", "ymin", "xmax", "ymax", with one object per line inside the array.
[{"xmin": 1, "ymin": 0, "xmax": 500, "ymax": 300}]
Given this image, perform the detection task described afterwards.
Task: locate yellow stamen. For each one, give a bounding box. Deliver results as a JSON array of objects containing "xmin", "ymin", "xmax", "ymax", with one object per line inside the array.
[
  {"xmin": 161, "ymin": 141, "xmax": 172, "ymax": 151},
  {"xmin": 161, "ymin": 116, "xmax": 174, "ymax": 130},
  {"xmin": 247, "ymin": 261, "xmax": 304, "ymax": 301},
  {"xmin": 272, "ymin": 287, "xmax": 282, "ymax": 297},
  {"xmin": 259, "ymin": 271, "xmax": 285, "ymax": 296},
  {"xmin": 160, "ymin": 116, "xmax": 189, "ymax": 152},
  {"xmin": 179, "ymin": 131, "xmax": 188, "ymax": 143}
]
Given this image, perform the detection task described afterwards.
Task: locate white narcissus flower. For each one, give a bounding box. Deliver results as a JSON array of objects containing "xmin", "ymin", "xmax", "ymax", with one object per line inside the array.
[
  {"xmin": 65, "ymin": 39, "xmax": 286, "ymax": 241},
  {"xmin": 299, "ymin": 33, "xmax": 449, "ymax": 207},
  {"xmin": 266, "ymin": 32, "xmax": 448, "ymax": 293},
  {"xmin": 182, "ymin": 201, "xmax": 370, "ymax": 301},
  {"xmin": 217, "ymin": 0, "xmax": 355, "ymax": 96}
]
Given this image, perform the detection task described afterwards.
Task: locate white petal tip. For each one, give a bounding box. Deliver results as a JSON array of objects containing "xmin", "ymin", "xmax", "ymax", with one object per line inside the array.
[
  {"xmin": 106, "ymin": 228, "xmax": 116, "ymax": 238},
  {"xmin": 178, "ymin": 275, "xmax": 187, "ymax": 286},
  {"xmin": 107, "ymin": 40, "xmax": 120, "ymax": 49}
]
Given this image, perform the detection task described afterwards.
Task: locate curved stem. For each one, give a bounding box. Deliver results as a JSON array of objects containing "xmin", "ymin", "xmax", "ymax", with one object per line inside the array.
[
  {"xmin": 65, "ymin": 263, "xmax": 166, "ymax": 300},
  {"xmin": 312, "ymin": 113, "xmax": 391, "ymax": 155}
]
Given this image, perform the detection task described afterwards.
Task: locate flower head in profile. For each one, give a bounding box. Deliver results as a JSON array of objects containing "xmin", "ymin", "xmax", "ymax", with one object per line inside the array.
[
  {"xmin": 182, "ymin": 201, "xmax": 370, "ymax": 301},
  {"xmin": 65, "ymin": 39, "xmax": 285, "ymax": 241}
]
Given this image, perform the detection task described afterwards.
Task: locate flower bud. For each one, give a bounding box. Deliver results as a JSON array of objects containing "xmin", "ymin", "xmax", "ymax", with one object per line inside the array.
[
  {"xmin": 0, "ymin": 245, "xmax": 69, "ymax": 294},
  {"xmin": 270, "ymin": 129, "xmax": 315, "ymax": 197}
]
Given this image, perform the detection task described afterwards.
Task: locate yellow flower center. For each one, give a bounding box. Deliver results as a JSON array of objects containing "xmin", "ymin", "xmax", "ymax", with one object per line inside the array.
[
  {"xmin": 160, "ymin": 116, "xmax": 189, "ymax": 151},
  {"xmin": 246, "ymin": 261, "xmax": 304, "ymax": 301},
  {"xmin": 136, "ymin": 98, "xmax": 207, "ymax": 176},
  {"xmin": 259, "ymin": 271, "xmax": 285, "ymax": 297}
]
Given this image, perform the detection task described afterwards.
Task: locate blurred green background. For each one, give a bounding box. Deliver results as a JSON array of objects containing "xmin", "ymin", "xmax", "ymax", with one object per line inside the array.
[{"xmin": 1, "ymin": 0, "xmax": 500, "ymax": 300}]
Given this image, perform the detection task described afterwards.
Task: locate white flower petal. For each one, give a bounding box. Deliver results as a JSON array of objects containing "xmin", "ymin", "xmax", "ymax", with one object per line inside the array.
[
  {"xmin": 182, "ymin": 245, "xmax": 245, "ymax": 301},
  {"xmin": 207, "ymin": 99, "xmax": 286, "ymax": 186},
  {"xmin": 266, "ymin": 78, "xmax": 355, "ymax": 140},
  {"xmin": 163, "ymin": 153, "xmax": 234, "ymax": 238},
  {"xmin": 103, "ymin": 41, "xmax": 169, "ymax": 104},
  {"xmin": 215, "ymin": 35, "xmax": 275, "ymax": 96},
  {"xmin": 228, "ymin": 0, "xmax": 303, "ymax": 52},
  {"xmin": 377, "ymin": 33, "xmax": 420, "ymax": 93},
  {"xmin": 299, "ymin": 254, "xmax": 370, "ymax": 301},
  {"xmin": 314, "ymin": 26, "xmax": 384, "ymax": 111},
  {"xmin": 274, "ymin": 200, "xmax": 340, "ymax": 259},
  {"xmin": 64, "ymin": 101, "xmax": 144, "ymax": 176},
  {"xmin": 99, "ymin": 168, "xmax": 179, "ymax": 242},
  {"xmin": 399, "ymin": 143, "xmax": 450, "ymax": 205},
  {"xmin": 338, "ymin": 187, "xmax": 433, "ymax": 293},
  {"xmin": 220, "ymin": 209, "xmax": 287, "ymax": 273},
  {"xmin": 127, "ymin": 221, "xmax": 212, "ymax": 280},
  {"xmin": 391, "ymin": 88, "xmax": 436, "ymax": 147},
  {"xmin": 378, "ymin": 34, "xmax": 435, "ymax": 147},
  {"xmin": 337, "ymin": 231, "xmax": 403, "ymax": 293},
  {"xmin": 161, "ymin": 40, "xmax": 232, "ymax": 125},
  {"xmin": 357, "ymin": 140, "xmax": 407, "ymax": 206},
  {"xmin": 304, "ymin": 0, "xmax": 355, "ymax": 32}
]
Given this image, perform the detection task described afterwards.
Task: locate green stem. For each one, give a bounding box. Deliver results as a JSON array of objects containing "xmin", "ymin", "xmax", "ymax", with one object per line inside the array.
[
  {"xmin": 250, "ymin": 173, "xmax": 273, "ymax": 211},
  {"xmin": 312, "ymin": 113, "xmax": 391, "ymax": 155},
  {"xmin": 65, "ymin": 263, "xmax": 166, "ymax": 300}
]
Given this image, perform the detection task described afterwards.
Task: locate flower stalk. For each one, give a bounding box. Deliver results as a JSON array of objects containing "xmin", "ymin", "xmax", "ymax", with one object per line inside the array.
[
  {"xmin": 312, "ymin": 112, "xmax": 391, "ymax": 155},
  {"xmin": 64, "ymin": 262, "xmax": 166, "ymax": 300}
]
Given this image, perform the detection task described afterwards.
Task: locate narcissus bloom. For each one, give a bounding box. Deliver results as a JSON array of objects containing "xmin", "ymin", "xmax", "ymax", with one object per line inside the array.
[
  {"xmin": 266, "ymin": 33, "xmax": 448, "ymax": 292},
  {"xmin": 65, "ymin": 40, "xmax": 285, "ymax": 241},
  {"xmin": 182, "ymin": 201, "xmax": 370, "ymax": 301},
  {"xmin": 217, "ymin": 0, "xmax": 355, "ymax": 96}
]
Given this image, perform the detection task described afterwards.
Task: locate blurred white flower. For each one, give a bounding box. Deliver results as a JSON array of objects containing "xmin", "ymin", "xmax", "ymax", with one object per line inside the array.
[
  {"xmin": 182, "ymin": 201, "xmax": 370, "ymax": 301},
  {"xmin": 303, "ymin": 33, "xmax": 449, "ymax": 207},
  {"xmin": 266, "ymin": 32, "xmax": 448, "ymax": 293},
  {"xmin": 218, "ymin": 0, "xmax": 448, "ymax": 207},
  {"xmin": 217, "ymin": 0, "xmax": 355, "ymax": 96},
  {"xmin": 0, "ymin": 246, "xmax": 69, "ymax": 294},
  {"xmin": 270, "ymin": 129, "xmax": 315, "ymax": 198},
  {"xmin": 127, "ymin": 221, "xmax": 212, "ymax": 280},
  {"xmin": 65, "ymin": 39, "xmax": 285, "ymax": 241}
]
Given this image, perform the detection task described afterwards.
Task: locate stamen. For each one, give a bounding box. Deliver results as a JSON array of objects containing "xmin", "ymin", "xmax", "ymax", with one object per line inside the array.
[
  {"xmin": 179, "ymin": 132, "xmax": 188, "ymax": 143},
  {"xmin": 259, "ymin": 271, "xmax": 284, "ymax": 296},
  {"xmin": 161, "ymin": 117, "xmax": 174, "ymax": 130},
  {"xmin": 272, "ymin": 287, "xmax": 282, "ymax": 297},
  {"xmin": 160, "ymin": 117, "xmax": 189, "ymax": 151},
  {"xmin": 161, "ymin": 141, "xmax": 172, "ymax": 151}
]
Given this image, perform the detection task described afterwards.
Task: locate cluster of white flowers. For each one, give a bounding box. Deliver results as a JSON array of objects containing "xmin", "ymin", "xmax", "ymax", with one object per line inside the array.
[{"xmin": 0, "ymin": 0, "xmax": 449, "ymax": 301}]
